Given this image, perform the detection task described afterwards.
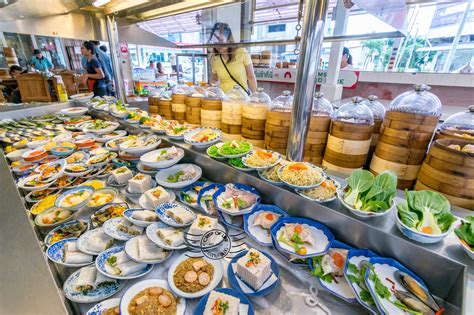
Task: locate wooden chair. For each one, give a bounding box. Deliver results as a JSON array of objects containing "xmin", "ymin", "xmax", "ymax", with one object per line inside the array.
[
  {"xmin": 16, "ymin": 73, "xmax": 54, "ymax": 102},
  {"xmin": 60, "ymin": 71, "xmax": 79, "ymax": 96}
]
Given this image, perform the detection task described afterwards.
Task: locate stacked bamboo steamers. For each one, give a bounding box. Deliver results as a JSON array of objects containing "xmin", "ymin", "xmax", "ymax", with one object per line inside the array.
[
  {"xmin": 363, "ymin": 95, "xmax": 386, "ymax": 167},
  {"xmin": 242, "ymin": 87, "xmax": 271, "ymax": 147},
  {"xmin": 157, "ymin": 89, "xmax": 173, "ymax": 120},
  {"xmin": 264, "ymin": 90, "xmax": 294, "ymax": 155},
  {"xmin": 370, "ymin": 85, "xmax": 442, "ymax": 189},
  {"xmin": 322, "ymin": 96, "xmax": 374, "ymax": 176},
  {"xmin": 201, "ymin": 83, "xmax": 225, "ymax": 129},
  {"xmin": 415, "ymin": 106, "xmax": 474, "ymax": 209},
  {"xmin": 148, "ymin": 87, "xmax": 165, "ymax": 115},
  {"xmin": 221, "ymin": 85, "xmax": 248, "ymax": 140},
  {"xmin": 171, "ymin": 81, "xmax": 189, "ymax": 123},
  {"xmin": 304, "ymin": 92, "xmax": 333, "ymax": 165},
  {"xmin": 185, "ymin": 84, "xmax": 206, "ymax": 125}
]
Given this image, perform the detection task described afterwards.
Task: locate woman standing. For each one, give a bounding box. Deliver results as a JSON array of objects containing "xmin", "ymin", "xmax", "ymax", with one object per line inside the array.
[
  {"xmin": 80, "ymin": 41, "xmax": 108, "ymax": 97},
  {"xmin": 209, "ymin": 22, "xmax": 257, "ymax": 94}
]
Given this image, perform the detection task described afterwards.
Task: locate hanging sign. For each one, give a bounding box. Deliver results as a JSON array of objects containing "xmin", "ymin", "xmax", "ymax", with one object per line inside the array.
[{"xmin": 254, "ymin": 68, "xmax": 359, "ymax": 88}]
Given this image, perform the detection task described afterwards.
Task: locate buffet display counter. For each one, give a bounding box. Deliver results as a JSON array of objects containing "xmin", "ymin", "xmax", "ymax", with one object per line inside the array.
[{"xmin": 0, "ymin": 103, "xmax": 472, "ymax": 315}]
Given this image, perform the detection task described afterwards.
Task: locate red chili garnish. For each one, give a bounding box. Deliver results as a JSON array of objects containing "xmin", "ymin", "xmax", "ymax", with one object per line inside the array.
[{"xmin": 435, "ymin": 308, "xmax": 445, "ymax": 315}]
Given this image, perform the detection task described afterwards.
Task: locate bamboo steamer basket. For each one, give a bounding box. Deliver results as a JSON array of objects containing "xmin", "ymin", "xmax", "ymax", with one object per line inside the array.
[
  {"xmin": 434, "ymin": 105, "xmax": 474, "ymax": 143},
  {"xmin": 201, "ymin": 84, "xmax": 225, "ymax": 129},
  {"xmin": 363, "ymin": 95, "xmax": 386, "ymax": 168},
  {"xmin": 222, "ymin": 132, "xmax": 242, "ymax": 141},
  {"xmin": 148, "ymin": 96, "xmax": 159, "ymax": 114},
  {"xmin": 221, "ymin": 85, "xmax": 248, "ymax": 135},
  {"xmin": 242, "ymin": 87, "xmax": 271, "ymax": 143},
  {"xmin": 305, "ymin": 92, "xmax": 333, "ymax": 164},
  {"xmin": 155, "ymin": 89, "xmax": 173, "ymax": 120},
  {"xmin": 415, "ymin": 139, "xmax": 473, "ymax": 210},
  {"xmin": 185, "ymin": 84, "xmax": 206, "ymax": 125},
  {"xmin": 322, "ymin": 97, "xmax": 374, "ymax": 176},
  {"xmin": 264, "ymin": 90, "xmax": 293, "ymax": 152},
  {"xmin": 171, "ymin": 82, "xmax": 189, "ymax": 123},
  {"xmin": 370, "ymin": 85, "xmax": 442, "ymax": 189}
]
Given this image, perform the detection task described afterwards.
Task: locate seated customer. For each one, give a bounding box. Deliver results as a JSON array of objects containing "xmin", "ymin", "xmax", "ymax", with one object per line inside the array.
[{"xmin": 7, "ymin": 65, "xmax": 25, "ymax": 103}]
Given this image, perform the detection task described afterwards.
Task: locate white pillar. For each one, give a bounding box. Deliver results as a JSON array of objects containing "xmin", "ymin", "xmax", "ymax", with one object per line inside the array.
[
  {"xmin": 319, "ymin": 0, "xmax": 349, "ymax": 102},
  {"xmin": 106, "ymin": 15, "xmax": 126, "ymax": 101}
]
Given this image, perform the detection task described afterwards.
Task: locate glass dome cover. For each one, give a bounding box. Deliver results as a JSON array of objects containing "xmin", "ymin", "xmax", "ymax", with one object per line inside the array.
[
  {"xmin": 186, "ymin": 83, "xmax": 207, "ymax": 98},
  {"xmin": 270, "ymin": 90, "xmax": 293, "ymax": 112},
  {"xmin": 312, "ymin": 91, "xmax": 333, "ymax": 116},
  {"xmin": 149, "ymin": 86, "xmax": 165, "ymax": 97},
  {"xmin": 157, "ymin": 88, "xmax": 172, "ymax": 100},
  {"xmin": 364, "ymin": 95, "xmax": 386, "ymax": 120},
  {"xmin": 388, "ymin": 84, "xmax": 442, "ymax": 116},
  {"xmin": 249, "ymin": 87, "xmax": 271, "ymax": 106},
  {"xmin": 332, "ymin": 96, "xmax": 374, "ymax": 125},
  {"xmin": 226, "ymin": 85, "xmax": 249, "ymax": 102},
  {"xmin": 172, "ymin": 81, "xmax": 189, "ymax": 95},
  {"xmin": 205, "ymin": 83, "xmax": 226, "ymax": 100},
  {"xmin": 439, "ymin": 105, "xmax": 474, "ymax": 134}
]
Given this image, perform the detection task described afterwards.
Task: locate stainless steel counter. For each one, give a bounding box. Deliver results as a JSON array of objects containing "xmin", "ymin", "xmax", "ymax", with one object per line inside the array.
[{"xmin": 0, "ymin": 103, "xmax": 471, "ymax": 315}]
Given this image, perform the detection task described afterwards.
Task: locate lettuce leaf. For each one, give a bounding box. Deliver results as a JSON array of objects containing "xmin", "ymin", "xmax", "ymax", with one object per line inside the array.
[
  {"xmin": 344, "ymin": 170, "xmax": 374, "ymax": 207},
  {"xmin": 455, "ymin": 216, "xmax": 474, "ymax": 250}
]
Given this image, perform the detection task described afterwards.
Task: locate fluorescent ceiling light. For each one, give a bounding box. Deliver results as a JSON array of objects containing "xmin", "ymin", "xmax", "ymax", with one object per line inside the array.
[{"xmin": 92, "ymin": 0, "xmax": 111, "ymax": 7}]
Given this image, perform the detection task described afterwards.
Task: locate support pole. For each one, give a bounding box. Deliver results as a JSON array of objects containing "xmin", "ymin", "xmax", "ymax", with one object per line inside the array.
[
  {"xmin": 105, "ymin": 15, "xmax": 126, "ymax": 101},
  {"xmin": 287, "ymin": 0, "xmax": 330, "ymax": 161}
]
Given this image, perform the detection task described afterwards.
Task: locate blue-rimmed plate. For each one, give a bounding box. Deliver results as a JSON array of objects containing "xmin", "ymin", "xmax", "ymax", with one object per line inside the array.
[
  {"xmin": 277, "ymin": 162, "xmax": 325, "ymax": 190},
  {"xmin": 195, "ymin": 288, "xmax": 254, "ymax": 315},
  {"xmin": 44, "ymin": 219, "xmax": 90, "ymax": 247},
  {"xmin": 155, "ymin": 163, "xmax": 202, "ymax": 189},
  {"xmin": 218, "ymin": 211, "xmax": 244, "ymax": 230},
  {"xmin": 241, "ymin": 150, "xmax": 281, "ymax": 171},
  {"xmin": 295, "ymin": 177, "xmax": 341, "ymax": 203},
  {"xmin": 146, "ymin": 222, "xmax": 187, "ymax": 250},
  {"xmin": 167, "ymin": 252, "xmax": 224, "ymax": 299},
  {"xmin": 55, "ymin": 186, "xmax": 95, "ymax": 211},
  {"xmin": 197, "ymin": 183, "xmax": 224, "ymax": 215},
  {"xmin": 103, "ymin": 217, "xmax": 145, "ymax": 241},
  {"xmin": 307, "ymin": 240, "xmax": 358, "ymax": 304},
  {"xmin": 179, "ymin": 181, "xmax": 209, "ymax": 208},
  {"xmin": 63, "ymin": 268, "xmax": 126, "ymax": 303},
  {"xmin": 124, "ymin": 179, "xmax": 157, "ymax": 198},
  {"xmin": 123, "ymin": 208, "xmax": 159, "ymax": 227},
  {"xmin": 96, "ymin": 246, "xmax": 153, "ymax": 280},
  {"xmin": 213, "ymin": 183, "xmax": 261, "ymax": 216},
  {"xmin": 271, "ymin": 217, "xmax": 334, "ymax": 259},
  {"xmin": 364, "ymin": 257, "xmax": 435, "ymax": 315},
  {"xmin": 124, "ymin": 235, "xmax": 174, "ymax": 264},
  {"xmin": 119, "ymin": 279, "xmax": 186, "ymax": 315},
  {"xmin": 183, "ymin": 127, "xmax": 222, "ymax": 148},
  {"xmin": 344, "ymin": 249, "xmax": 379, "ymax": 314},
  {"xmin": 227, "ymin": 249, "xmax": 280, "ymax": 297},
  {"xmin": 244, "ymin": 204, "xmax": 289, "ymax": 247},
  {"xmin": 86, "ymin": 298, "xmax": 121, "ymax": 315},
  {"xmin": 156, "ymin": 202, "xmax": 197, "ymax": 227},
  {"xmin": 77, "ymin": 228, "xmax": 118, "ymax": 256},
  {"xmin": 46, "ymin": 238, "xmax": 94, "ymax": 267}
]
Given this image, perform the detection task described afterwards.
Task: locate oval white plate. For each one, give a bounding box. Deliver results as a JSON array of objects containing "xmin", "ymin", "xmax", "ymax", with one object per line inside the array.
[
  {"xmin": 95, "ymin": 246, "xmax": 153, "ymax": 280},
  {"xmin": 123, "ymin": 208, "xmax": 159, "ymax": 227},
  {"xmin": 155, "ymin": 164, "xmax": 202, "ymax": 189},
  {"xmin": 183, "ymin": 127, "xmax": 221, "ymax": 148},
  {"xmin": 60, "ymin": 107, "xmax": 88, "ymax": 117},
  {"xmin": 138, "ymin": 190, "xmax": 176, "ymax": 210},
  {"xmin": 77, "ymin": 228, "xmax": 115, "ymax": 256},
  {"xmin": 140, "ymin": 147, "xmax": 185, "ymax": 169},
  {"xmin": 155, "ymin": 202, "xmax": 197, "ymax": 227},
  {"xmin": 46, "ymin": 238, "xmax": 94, "ymax": 267},
  {"xmin": 119, "ymin": 279, "xmax": 186, "ymax": 315},
  {"xmin": 241, "ymin": 150, "xmax": 281, "ymax": 171},
  {"xmin": 146, "ymin": 222, "xmax": 187, "ymax": 250},
  {"xmin": 124, "ymin": 235, "xmax": 174, "ymax": 264},
  {"xmin": 119, "ymin": 136, "xmax": 161, "ymax": 154},
  {"xmin": 167, "ymin": 252, "xmax": 223, "ymax": 299},
  {"xmin": 103, "ymin": 217, "xmax": 144, "ymax": 241}
]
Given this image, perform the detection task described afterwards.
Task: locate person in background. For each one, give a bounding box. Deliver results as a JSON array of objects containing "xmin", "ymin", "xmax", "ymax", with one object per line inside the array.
[
  {"xmin": 80, "ymin": 41, "xmax": 107, "ymax": 97},
  {"xmin": 209, "ymin": 22, "xmax": 257, "ymax": 94},
  {"xmin": 157, "ymin": 62, "xmax": 165, "ymax": 75},
  {"xmin": 30, "ymin": 49, "xmax": 54, "ymax": 72},
  {"xmin": 99, "ymin": 45, "xmax": 108, "ymax": 53},
  {"xmin": 81, "ymin": 41, "xmax": 114, "ymax": 95},
  {"xmin": 170, "ymin": 54, "xmax": 177, "ymax": 73},
  {"xmin": 5, "ymin": 65, "xmax": 26, "ymax": 103},
  {"xmin": 340, "ymin": 47, "xmax": 354, "ymax": 70}
]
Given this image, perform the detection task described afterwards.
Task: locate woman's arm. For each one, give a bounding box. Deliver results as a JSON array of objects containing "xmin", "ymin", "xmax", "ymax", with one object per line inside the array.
[
  {"xmin": 211, "ymin": 72, "xmax": 219, "ymax": 83},
  {"xmin": 245, "ymin": 63, "xmax": 257, "ymax": 93},
  {"xmin": 87, "ymin": 67, "xmax": 105, "ymax": 80}
]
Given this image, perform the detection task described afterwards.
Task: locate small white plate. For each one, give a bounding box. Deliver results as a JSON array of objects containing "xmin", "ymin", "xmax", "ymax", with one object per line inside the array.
[
  {"xmin": 60, "ymin": 107, "xmax": 88, "ymax": 117},
  {"xmin": 123, "ymin": 208, "xmax": 159, "ymax": 227},
  {"xmin": 155, "ymin": 202, "xmax": 197, "ymax": 227},
  {"xmin": 77, "ymin": 228, "xmax": 115, "ymax": 256},
  {"xmin": 155, "ymin": 164, "xmax": 202, "ymax": 189},
  {"xmin": 167, "ymin": 252, "xmax": 224, "ymax": 298},
  {"xmin": 95, "ymin": 246, "xmax": 153, "ymax": 280},
  {"xmin": 46, "ymin": 238, "xmax": 94, "ymax": 267},
  {"xmin": 140, "ymin": 147, "xmax": 185, "ymax": 169},
  {"xmin": 86, "ymin": 298, "xmax": 121, "ymax": 315},
  {"xmin": 183, "ymin": 127, "xmax": 221, "ymax": 148},
  {"xmin": 119, "ymin": 279, "xmax": 186, "ymax": 315},
  {"xmin": 146, "ymin": 222, "xmax": 187, "ymax": 250},
  {"xmin": 138, "ymin": 190, "xmax": 176, "ymax": 210},
  {"xmin": 124, "ymin": 235, "xmax": 174, "ymax": 264},
  {"xmin": 18, "ymin": 174, "xmax": 54, "ymax": 191},
  {"xmin": 103, "ymin": 217, "xmax": 144, "ymax": 241},
  {"xmin": 119, "ymin": 135, "xmax": 161, "ymax": 154},
  {"xmin": 241, "ymin": 150, "xmax": 281, "ymax": 171}
]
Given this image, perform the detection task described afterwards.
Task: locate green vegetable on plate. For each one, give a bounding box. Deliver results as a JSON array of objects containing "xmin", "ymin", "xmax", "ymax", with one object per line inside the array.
[
  {"xmin": 228, "ymin": 158, "xmax": 248, "ymax": 169},
  {"xmin": 218, "ymin": 140, "xmax": 251, "ymax": 155},
  {"xmin": 397, "ymin": 190, "xmax": 456, "ymax": 235},
  {"xmin": 454, "ymin": 216, "xmax": 473, "ymax": 250}
]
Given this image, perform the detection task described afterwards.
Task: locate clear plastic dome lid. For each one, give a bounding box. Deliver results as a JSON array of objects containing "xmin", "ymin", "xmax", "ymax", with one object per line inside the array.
[
  {"xmin": 249, "ymin": 87, "xmax": 271, "ymax": 106},
  {"xmin": 226, "ymin": 85, "xmax": 249, "ymax": 102},
  {"xmin": 186, "ymin": 83, "xmax": 207, "ymax": 98},
  {"xmin": 388, "ymin": 84, "xmax": 442, "ymax": 116},
  {"xmin": 363, "ymin": 95, "xmax": 386, "ymax": 120},
  {"xmin": 331, "ymin": 96, "xmax": 374, "ymax": 125},
  {"xmin": 440, "ymin": 105, "xmax": 474, "ymax": 134},
  {"xmin": 205, "ymin": 82, "xmax": 226, "ymax": 100},
  {"xmin": 158, "ymin": 89, "xmax": 172, "ymax": 100},
  {"xmin": 149, "ymin": 86, "xmax": 165, "ymax": 97},
  {"xmin": 312, "ymin": 92, "xmax": 333, "ymax": 116},
  {"xmin": 172, "ymin": 81, "xmax": 189, "ymax": 95},
  {"xmin": 270, "ymin": 90, "xmax": 293, "ymax": 112}
]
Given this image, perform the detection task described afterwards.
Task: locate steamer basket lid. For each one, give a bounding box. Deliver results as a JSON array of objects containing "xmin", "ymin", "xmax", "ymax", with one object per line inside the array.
[
  {"xmin": 225, "ymin": 85, "xmax": 249, "ymax": 102},
  {"xmin": 439, "ymin": 105, "xmax": 474, "ymax": 135},
  {"xmin": 270, "ymin": 90, "xmax": 293, "ymax": 112},
  {"xmin": 312, "ymin": 91, "xmax": 333, "ymax": 117},
  {"xmin": 388, "ymin": 84, "xmax": 442, "ymax": 116},
  {"xmin": 205, "ymin": 82, "xmax": 226, "ymax": 100},
  {"xmin": 186, "ymin": 83, "xmax": 207, "ymax": 98},
  {"xmin": 331, "ymin": 96, "xmax": 374, "ymax": 125},
  {"xmin": 171, "ymin": 80, "xmax": 190, "ymax": 95},
  {"xmin": 249, "ymin": 87, "xmax": 271, "ymax": 106},
  {"xmin": 363, "ymin": 95, "xmax": 386, "ymax": 120}
]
